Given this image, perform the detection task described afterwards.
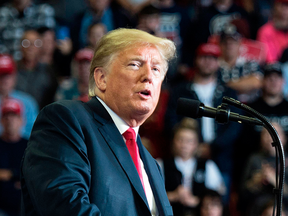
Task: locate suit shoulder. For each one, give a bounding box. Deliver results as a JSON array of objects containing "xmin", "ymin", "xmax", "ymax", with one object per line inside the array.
[
  {"xmin": 39, "ymin": 100, "xmax": 91, "ymax": 123},
  {"xmin": 42, "ymin": 100, "xmax": 86, "ymax": 115}
]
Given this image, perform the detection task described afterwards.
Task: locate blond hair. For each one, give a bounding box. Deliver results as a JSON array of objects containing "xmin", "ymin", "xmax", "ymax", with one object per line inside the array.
[{"xmin": 88, "ymin": 28, "xmax": 176, "ymax": 97}]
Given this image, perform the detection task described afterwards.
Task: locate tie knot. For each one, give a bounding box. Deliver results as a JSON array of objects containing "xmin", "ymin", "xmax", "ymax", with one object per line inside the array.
[{"xmin": 123, "ymin": 128, "xmax": 136, "ymax": 141}]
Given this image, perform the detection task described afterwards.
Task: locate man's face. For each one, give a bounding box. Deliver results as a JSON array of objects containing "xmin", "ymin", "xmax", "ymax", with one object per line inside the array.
[
  {"xmin": 88, "ymin": 0, "xmax": 110, "ymax": 12},
  {"xmin": 173, "ymin": 128, "xmax": 198, "ymax": 160},
  {"xmin": 78, "ymin": 60, "xmax": 91, "ymax": 84},
  {"xmin": 220, "ymin": 37, "xmax": 241, "ymax": 59},
  {"xmin": 200, "ymin": 197, "xmax": 223, "ymax": 216},
  {"xmin": 21, "ymin": 31, "xmax": 42, "ymax": 61},
  {"xmin": 102, "ymin": 45, "xmax": 165, "ymax": 126},
  {"xmin": 88, "ymin": 25, "xmax": 106, "ymax": 48},
  {"xmin": 0, "ymin": 73, "xmax": 16, "ymax": 96},
  {"xmin": 263, "ymin": 73, "xmax": 284, "ymax": 97},
  {"xmin": 196, "ymin": 55, "xmax": 219, "ymax": 76},
  {"xmin": 275, "ymin": 2, "xmax": 288, "ymax": 20},
  {"xmin": 1, "ymin": 113, "xmax": 23, "ymax": 134}
]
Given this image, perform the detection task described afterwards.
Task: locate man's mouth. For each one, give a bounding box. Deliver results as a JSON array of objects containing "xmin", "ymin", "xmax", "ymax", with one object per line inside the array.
[{"xmin": 139, "ymin": 90, "xmax": 151, "ymax": 97}]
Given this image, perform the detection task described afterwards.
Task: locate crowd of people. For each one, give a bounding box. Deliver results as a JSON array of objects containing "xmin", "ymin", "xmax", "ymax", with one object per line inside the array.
[{"xmin": 1, "ymin": 0, "xmax": 288, "ymax": 215}]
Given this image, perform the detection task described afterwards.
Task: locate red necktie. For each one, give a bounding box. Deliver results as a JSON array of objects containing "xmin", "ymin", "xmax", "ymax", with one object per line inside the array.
[{"xmin": 123, "ymin": 128, "xmax": 145, "ymax": 191}]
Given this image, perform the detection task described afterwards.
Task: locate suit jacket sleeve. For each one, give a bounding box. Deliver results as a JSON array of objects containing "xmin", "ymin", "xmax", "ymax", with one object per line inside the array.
[{"xmin": 21, "ymin": 102, "xmax": 101, "ymax": 216}]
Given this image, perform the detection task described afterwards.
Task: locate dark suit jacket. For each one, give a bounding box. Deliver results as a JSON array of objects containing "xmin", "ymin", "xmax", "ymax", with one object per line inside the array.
[{"xmin": 21, "ymin": 97, "xmax": 173, "ymax": 216}]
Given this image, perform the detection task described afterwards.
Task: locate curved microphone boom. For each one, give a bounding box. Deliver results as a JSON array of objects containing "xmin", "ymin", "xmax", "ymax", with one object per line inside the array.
[{"xmin": 176, "ymin": 98, "xmax": 263, "ymax": 126}]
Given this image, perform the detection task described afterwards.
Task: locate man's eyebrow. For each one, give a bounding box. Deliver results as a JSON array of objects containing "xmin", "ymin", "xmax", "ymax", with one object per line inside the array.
[
  {"xmin": 128, "ymin": 56, "xmax": 163, "ymax": 65},
  {"xmin": 129, "ymin": 56, "xmax": 145, "ymax": 61}
]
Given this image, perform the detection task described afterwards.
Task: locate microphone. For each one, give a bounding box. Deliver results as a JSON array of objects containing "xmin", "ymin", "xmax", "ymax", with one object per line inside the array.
[{"xmin": 176, "ymin": 98, "xmax": 263, "ymax": 125}]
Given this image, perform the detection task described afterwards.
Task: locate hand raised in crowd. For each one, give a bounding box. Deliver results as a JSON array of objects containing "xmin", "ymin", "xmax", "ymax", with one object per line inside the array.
[
  {"xmin": 0, "ymin": 169, "xmax": 13, "ymax": 181},
  {"xmin": 57, "ymin": 38, "xmax": 73, "ymax": 55}
]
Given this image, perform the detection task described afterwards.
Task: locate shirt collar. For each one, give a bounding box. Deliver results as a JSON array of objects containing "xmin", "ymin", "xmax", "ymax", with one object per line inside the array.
[{"xmin": 97, "ymin": 97, "xmax": 139, "ymax": 136}]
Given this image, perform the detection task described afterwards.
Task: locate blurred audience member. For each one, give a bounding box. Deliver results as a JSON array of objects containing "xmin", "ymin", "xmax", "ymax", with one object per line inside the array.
[
  {"xmin": 15, "ymin": 29, "xmax": 58, "ymax": 109},
  {"xmin": 280, "ymin": 47, "xmax": 288, "ymax": 97},
  {"xmin": 238, "ymin": 122, "xmax": 288, "ymax": 216},
  {"xmin": 136, "ymin": 4, "xmax": 163, "ymax": 37},
  {"xmin": 37, "ymin": 27, "xmax": 73, "ymax": 79},
  {"xmin": 218, "ymin": 24, "xmax": 263, "ymax": 103},
  {"xmin": 197, "ymin": 189, "xmax": 224, "ymax": 216},
  {"xmin": 259, "ymin": 199, "xmax": 287, "ymax": 216},
  {"xmin": 153, "ymin": 0, "xmax": 192, "ymax": 82},
  {"xmin": 257, "ymin": 0, "xmax": 288, "ymax": 63},
  {"xmin": 55, "ymin": 48, "xmax": 93, "ymax": 102},
  {"xmin": 158, "ymin": 118, "xmax": 225, "ymax": 216},
  {"xmin": 247, "ymin": 63, "xmax": 288, "ymax": 149},
  {"xmin": 115, "ymin": 0, "xmax": 153, "ymax": 14},
  {"xmin": 185, "ymin": 0, "xmax": 250, "ymax": 67},
  {"xmin": 0, "ymin": 0, "xmax": 56, "ymax": 61},
  {"xmin": 72, "ymin": 0, "xmax": 135, "ymax": 50},
  {"xmin": 0, "ymin": 54, "xmax": 38, "ymax": 139},
  {"xmin": 238, "ymin": 0, "xmax": 274, "ymax": 39},
  {"xmin": 86, "ymin": 23, "xmax": 107, "ymax": 51},
  {"xmin": 165, "ymin": 43, "xmax": 242, "ymax": 203},
  {"xmin": 0, "ymin": 98, "xmax": 28, "ymax": 216}
]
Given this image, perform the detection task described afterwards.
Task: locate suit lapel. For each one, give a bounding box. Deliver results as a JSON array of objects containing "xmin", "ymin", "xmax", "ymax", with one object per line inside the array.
[
  {"xmin": 86, "ymin": 98, "xmax": 150, "ymax": 210},
  {"xmin": 137, "ymin": 137, "xmax": 169, "ymax": 216}
]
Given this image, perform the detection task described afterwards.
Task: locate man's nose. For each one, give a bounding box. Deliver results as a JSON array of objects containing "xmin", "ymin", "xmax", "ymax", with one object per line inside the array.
[{"xmin": 140, "ymin": 65, "xmax": 153, "ymax": 83}]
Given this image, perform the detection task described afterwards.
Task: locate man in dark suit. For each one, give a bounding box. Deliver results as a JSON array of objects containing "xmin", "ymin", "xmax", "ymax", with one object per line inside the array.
[{"xmin": 20, "ymin": 28, "xmax": 176, "ymax": 216}]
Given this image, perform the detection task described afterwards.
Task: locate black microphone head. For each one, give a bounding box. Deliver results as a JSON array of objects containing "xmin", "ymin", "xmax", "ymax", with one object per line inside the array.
[{"xmin": 176, "ymin": 98, "xmax": 202, "ymax": 119}]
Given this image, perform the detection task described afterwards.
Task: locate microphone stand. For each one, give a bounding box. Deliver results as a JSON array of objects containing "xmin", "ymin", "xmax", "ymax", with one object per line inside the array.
[{"xmin": 222, "ymin": 96, "xmax": 285, "ymax": 216}]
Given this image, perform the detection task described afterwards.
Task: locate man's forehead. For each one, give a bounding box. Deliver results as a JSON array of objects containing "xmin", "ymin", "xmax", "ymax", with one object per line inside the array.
[{"xmin": 123, "ymin": 46, "xmax": 163, "ymax": 61}]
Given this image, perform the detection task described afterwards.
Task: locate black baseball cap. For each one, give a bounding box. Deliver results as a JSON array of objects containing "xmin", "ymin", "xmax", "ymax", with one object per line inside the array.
[{"xmin": 263, "ymin": 62, "xmax": 283, "ymax": 77}]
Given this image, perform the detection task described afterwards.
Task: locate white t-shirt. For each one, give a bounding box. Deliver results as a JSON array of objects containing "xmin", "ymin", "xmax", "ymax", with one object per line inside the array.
[{"xmin": 193, "ymin": 82, "xmax": 216, "ymax": 143}]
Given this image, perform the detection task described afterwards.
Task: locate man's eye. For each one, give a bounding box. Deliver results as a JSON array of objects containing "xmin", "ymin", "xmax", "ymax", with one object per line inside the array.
[
  {"xmin": 128, "ymin": 63, "xmax": 139, "ymax": 68},
  {"xmin": 153, "ymin": 67, "xmax": 160, "ymax": 72}
]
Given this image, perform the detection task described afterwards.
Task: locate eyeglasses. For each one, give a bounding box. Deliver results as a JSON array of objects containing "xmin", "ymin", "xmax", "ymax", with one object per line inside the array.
[{"xmin": 21, "ymin": 39, "xmax": 43, "ymax": 48}]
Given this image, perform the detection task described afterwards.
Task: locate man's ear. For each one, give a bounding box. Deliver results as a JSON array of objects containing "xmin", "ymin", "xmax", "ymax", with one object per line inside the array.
[{"xmin": 94, "ymin": 67, "xmax": 107, "ymax": 92}]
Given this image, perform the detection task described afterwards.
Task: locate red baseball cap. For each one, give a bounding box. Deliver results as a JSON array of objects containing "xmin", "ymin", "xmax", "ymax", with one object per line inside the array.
[
  {"xmin": 196, "ymin": 43, "xmax": 221, "ymax": 58},
  {"xmin": 0, "ymin": 54, "xmax": 16, "ymax": 75},
  {"xmin": 1, "ymin": 98, "xmax": 23, "ymax": 116},
  {"xmin": 75, "ymin": 48, "xmax": 94, "ymax": 62}
]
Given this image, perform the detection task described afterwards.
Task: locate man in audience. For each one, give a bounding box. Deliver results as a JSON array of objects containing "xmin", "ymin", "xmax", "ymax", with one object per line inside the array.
[
  {"xmin": 136, "ymin": 4, "xmax": 163, "ymax": 37},
  {"xmin": 0, "ymin": 98, "xmax": 28, "ymax": 216},
  {"xmin": 247, "ymin": 62, "xmax": 288, "ymax": 149},
  {"xmin": 153, "ymin": 0, "xmax": 192, "ymax": 82},
  {"xmin": 0, "ymin": 0, "xmax": 56, "ymax": 61},
  {"xmin": 86, "ymin": 23, "xmax": 107, "ymax": 51},
  {"xmin": 15, "ymin": 29, "xmax": 58, "ymax": 109},
  {"xmin": 37, "ymin": 27, "xmax": 73, "ymax": 79},
  {"xmin": 218, "ymin": 24, "xmax": 263, "ymax": 103},
  {"xmin": 0, "ymin": 54, "xmax": 38, "ymax": 139},
  {"xmin": 184, "ymin": 0, "xmax": 250, "ymax": 67},
  {"xmin": 55, "ymin": 48, "xmax": 94, "ymax": 102},
  {"xmin": 165, "ymin": 42, "xmax": 242, "ymax": 204}
]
